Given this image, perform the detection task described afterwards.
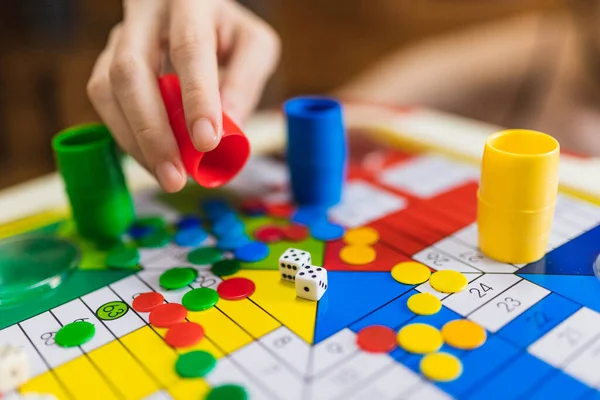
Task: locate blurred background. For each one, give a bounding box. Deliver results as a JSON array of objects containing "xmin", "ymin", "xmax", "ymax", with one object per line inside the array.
[{"xmin": 1, "ymin": 0, "xmax": 597, "ymax": 191}]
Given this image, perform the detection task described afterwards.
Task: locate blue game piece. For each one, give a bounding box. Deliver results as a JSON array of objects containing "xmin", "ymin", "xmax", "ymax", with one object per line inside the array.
[
  {"xmin": 216, "ymin": 231, "xmax": 251, "ymax": 251},
  {"xmin": 128, "ymin": 224, "xmax": 154, "ymax": 240},
  {"xmin": 200, "ymin": 198, "xmax": 232, "ymax": 220},
  {"xmin": 212, "ymin": 213, "xmax": 244, "ymax": 238},
  {"xmin": 176, "ymin": 215, "xmax": 202, "ymax": 230},
  {"xmin": 310, "ymin": 220, "xmax": 345, "ymax": 241},
  {"xmin": 174, "ymin": 227, "xmax": 208, "ymax": 247},
  {"xmin": 284, "ymin": 97, "xmax": 347, "ymax": 208},
  {"xmin": 234, "ymin": 241, "xmax": 269, "ymax": 263},
  {"xmin": 291, "ymin": 205, "xmax": 328, "ymax": 226}
]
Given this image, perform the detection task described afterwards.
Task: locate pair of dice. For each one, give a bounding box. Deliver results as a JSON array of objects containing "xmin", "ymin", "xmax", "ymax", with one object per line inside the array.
[
  {"xmin": 279, "ymin": 248, "xmax": 328, "ymax": 301},
  {"xmin": 0, "ymin": 345, "xmax": 29, "ymax": 394}
]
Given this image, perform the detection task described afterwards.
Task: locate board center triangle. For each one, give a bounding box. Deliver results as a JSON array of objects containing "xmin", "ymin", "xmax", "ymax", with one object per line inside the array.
[
  {"xmin": 314, "ymin": 271, "xmax": 413, "ymax": 344},
  {"xmin": 234, "ymin": 269, "xmax": 317, "ymax": 344}
]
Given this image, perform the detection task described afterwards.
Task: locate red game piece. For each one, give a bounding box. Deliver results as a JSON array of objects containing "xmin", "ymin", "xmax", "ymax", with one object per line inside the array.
[
  {"xmin": 356, "ymin": 325, "xmax": 397, "ymax": 353},
  {"xmin": 158, "ymin": 74, "xmax": 250, "ymax": 188},
  {"xmin": 149, "ymin": 303, "xmax": 188, "ymax": 328},
  {"xmin": 132, "ymin": 292, "xmax": 165, "ymax": 312},
  {"xmin": 165, "ymin": 321, "xmax": 205, "ymax": 348},
  {"xmin": 281, "ymin": 224, "xmax": 309, "ymax": 242},
  {"xmin": 265, "ymin": 203, "xmax": 295, "ymax": 219},
  {"xmin": 255, "ymin": 225, "xmax": 284, "ymax": 243},
  {"xmin": 217, "ymin": 278, "xmax": 256, "ymax": 300}
]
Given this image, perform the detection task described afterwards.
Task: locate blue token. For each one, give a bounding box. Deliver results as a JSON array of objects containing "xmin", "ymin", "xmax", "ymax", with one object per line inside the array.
[
  {"xmin": 174, "ymin": 227, "xmax": 208, "ymax": 247},
  {"xmin": 310, "ymin": 220, "xmax": 345, "ymax": 241},
  {"xmin": 216, "ymin": 228, "xmax": 251, "ymax": 250},
  {"xmin": 129, "ymin": 224, "xmax": 154, "ymax": 240},
  {"xmin": 176, "ymin": 215, "xmax": 202, "ymax": 230},
  {"xmin": 201, "ymin": 198, "xmax": 231, "ymax": 220},
  {"xmin": 234, "ymin": 241, "xmax": 270, "ymax": 263},
  {"xmin": 292, "ymin": 205, "xmax": 328, "ymax": 226},
  {"xmin": 212, "ymin": 213, "xmax": 244, "ymax": 238}
]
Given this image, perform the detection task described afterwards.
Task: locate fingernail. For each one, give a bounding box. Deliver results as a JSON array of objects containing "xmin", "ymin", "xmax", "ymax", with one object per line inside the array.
[
  {"xmin": 155, "ymin": 161, "xmax": 184, "ymax": 192},
  {"xmin": 191, "ymin": 118, "xmax": 219, "ymax": 151}
]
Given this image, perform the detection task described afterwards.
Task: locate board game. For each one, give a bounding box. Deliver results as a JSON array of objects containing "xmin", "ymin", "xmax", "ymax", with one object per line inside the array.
[{"xmin": 2, "ymin": 100, "xmax": 600, "ymax": 400}]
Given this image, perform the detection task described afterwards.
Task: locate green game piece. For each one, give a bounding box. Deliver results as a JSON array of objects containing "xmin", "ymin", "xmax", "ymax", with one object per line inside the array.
[
  {"xmin": 136, "ymin": 216, "xmax": 167, "ymax": 230},
  {"xmin": 159, "ymin": 267, "xmax": 197, "ymax": 290},
  {"xmin": 0, "ymin": 236, "xmax": 79, "ymax": 307},
  {"xmin": 52, "ymin": 123, "xmax": 135, "ymax": 244},
  {"xmin": 138, "ymin": 228, "xmax": 171, "ymax": 248},
  {"xmin": 206, "ymin": 384, "xmax": 248, "ymax": 400},
  {"xmin": 55, "ymin": 320, "xmax": 95, "ymax": 347},
  {"xmin": 211, "ymin": 259, "xmax": 241, "ymax": 277},
  {"xmin": 105, "ymin": 246, "xmax": 140, "ymax": 269},
  {"xmin": 96, "ymin": 301, "xmax": 129, "ymax": 321},
  {"xmin": 187, "ymin": 247, "xmax": 223, "ymax": 265},
  {"xmin": 182, "ymin": 287, "xmax": 219, "ymax": 311},
  {"xmin": 175, "ymin": 350, "xmax": 217, "ymax": 378}
]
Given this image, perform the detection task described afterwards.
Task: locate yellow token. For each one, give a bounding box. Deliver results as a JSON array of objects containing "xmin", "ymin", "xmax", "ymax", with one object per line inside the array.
[
  {"xmin": 343, "ymin": 227, "xmax": 379, "ymax": 245},
  {"xmin": 441, "ymin": 319, "xmax": 487, "ymax": 350},
  {"xmin": 407, "ymin": 293, "xmax": 442, "ymax": 315},
  {"xmin": 420, "ymin": 352, "xmax": 463, "ymax": 382},
  {"xmin": 339, "ymin": 245, "xmax": 376, "ymax": 265},
  {"xmin": 429, "ymin": 270, "xmax": 468, "ymax": 293},
  {"xmin": 396, "ymin": 323, "xmax": 443, "ymax": 354},
  {"xmin": 391, "ymin": 262, "xmax": 431, "ymax": 285}
]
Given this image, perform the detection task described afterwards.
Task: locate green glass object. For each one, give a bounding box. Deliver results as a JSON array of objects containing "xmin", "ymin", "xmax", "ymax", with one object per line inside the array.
[
  {"xmin": 0, "ymin": 236, "xmax": 79, "ymax": 307},
  {"xmin": 52, "ymin": 123, "xmax": 135, "ymax": 244}
]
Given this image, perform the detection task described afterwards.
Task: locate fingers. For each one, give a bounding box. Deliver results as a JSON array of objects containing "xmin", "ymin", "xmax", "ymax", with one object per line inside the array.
[
  {"xmin": 88, "ymin": 24, "xmax": 147, "ymax": 169},
  {"xmin": 109, "ymin": 0, "xmax": 187, "ymax": 193},
  {"xmin": 169, "ymin": 0, "xmax": 222, "ymax": 152},
  {"xmin": 219, "ymin": 5, "xmax": 281, "ymax": 124}
]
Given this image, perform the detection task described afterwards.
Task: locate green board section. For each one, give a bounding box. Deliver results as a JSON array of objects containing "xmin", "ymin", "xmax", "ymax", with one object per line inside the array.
[{"xmin": 0, "ymin": 269, "xmax": 136, "ymax": 330}]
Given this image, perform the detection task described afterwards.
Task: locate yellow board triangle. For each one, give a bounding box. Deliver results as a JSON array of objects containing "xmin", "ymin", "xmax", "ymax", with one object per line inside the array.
[{"xmin": 234, "ymin": 269, "xmax": 317, "ymax": 344}]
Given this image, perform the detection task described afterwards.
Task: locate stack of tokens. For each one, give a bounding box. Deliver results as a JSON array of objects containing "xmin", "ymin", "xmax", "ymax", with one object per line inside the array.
[
  {"xmin": 339, "ymin": 227, "xmax": 379, "ymax": 266},
  {"xmin": 173, "ymin": 214, "xmax": 208, "ymax": 247}
]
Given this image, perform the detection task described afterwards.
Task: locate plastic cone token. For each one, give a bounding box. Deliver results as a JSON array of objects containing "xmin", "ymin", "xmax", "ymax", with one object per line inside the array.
[
  {"xmin": 265, "ymin": 203, "xmax": 295, "ymax": 219},
  {"xmin": 420, "ymin": 352, "xmax": 463, "ymax": 382},
  {"xmin": 55, "ymin": 321, "xmax": 95, "ymax": 348},
  {"xmin": 356, "ymin": 325, "xmax": 397, "ymax": 353},
  {"xmin": 441, "ymin": 319, "xmax": 487, "ymax": 350},
  {"xmin": 254, "ymin": 225, "xmax": 284, "ymax": 243},
  {"xmin": 132, "ymin": 292, "xmax": 165, "ymax": 312},
  {"xmin": 149, "ymin": 303, "xmax": 187, "ymax": 328},
  {"xmin": 407, "ymin": 292, "xmax": 442, "ymax": 315},
  {"xmin": 281, "ymin": 224, "xmax": 309, "ymax": 242},
  {"xmin": 391, "ymin": 261, "xmax": 431, "ymax": 285},
  {"xmin": 175, "ymin": 350, "xmax": 217, "ymax": 378},
  {"xmin": 159, "ymin": 267, "xmax": 198, "ymax": 290},
  {"xmin": 217, "ymin": 278, "xmax": 256, "ymax": 300},
  {"xmin": 165, "ymin": 321, "xmax": 205, "ymax": 348},
  {"xmin": 343, "ymin": 227, "xmax": 379, "ymax": 245},
  {"xmin": 396, "ymin": 323, "xmax": 443, "ymax": 354},
  {"xmin": 339, "ymin": 245, "xmax": 376, "ymax": 265},
  {"xmin": 429, "ymin": 270, "xmax": 468, "ymax": 293}
]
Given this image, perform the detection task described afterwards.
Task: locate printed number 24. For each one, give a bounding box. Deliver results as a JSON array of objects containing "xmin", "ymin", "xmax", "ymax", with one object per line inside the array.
[{"xmin": 469, "ymin": 283, "xmax": 493, "ymax": 298}]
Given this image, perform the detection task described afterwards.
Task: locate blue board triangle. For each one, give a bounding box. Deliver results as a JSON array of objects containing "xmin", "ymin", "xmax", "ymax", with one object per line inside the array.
[
  {"xmin": 520, "ymin": 274, "xmax": 600, "ymax": 313},
  {"xmin": 314, "ymin": 271, "xmax": 413, "ymax": 344}
]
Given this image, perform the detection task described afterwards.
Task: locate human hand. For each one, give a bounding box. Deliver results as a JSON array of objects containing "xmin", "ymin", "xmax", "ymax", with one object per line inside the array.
[{"xmin": 87, "ymin": 0, "xmax": 280, "ymax": 192}]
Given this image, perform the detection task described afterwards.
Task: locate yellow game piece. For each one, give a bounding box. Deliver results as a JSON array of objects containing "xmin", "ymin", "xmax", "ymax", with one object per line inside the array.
[
  {"xmin": 407, "ymin": 292, "xmax": 442, "ymax": 315},
  {"xmin": 343, "ymin": 227, "xmax": 379, "ymax": 245},
  {"xmin": 477, "ymin": 129, "xmax": 559, "ymax": 264},
  {"xmin": 339, "ymin": 245, "xmax": 376, "ymax": 265},
  {"xmin": 391, "ymin": 261, "xmax": 431, "ymax": 285},
  {"xmin": 441, "ymin": 319, "xmax": 487, "ymax": 350},
  {"xmin": 420, "ymin": 352, "xmax": 463, "ymax": 382},
  {"xmin": 396, "ymin": 323, "xmax": 443, "ymax": 354},
  {"xmin": 429, "ymin": 270, "xmax": 467, "ymax": 293}
]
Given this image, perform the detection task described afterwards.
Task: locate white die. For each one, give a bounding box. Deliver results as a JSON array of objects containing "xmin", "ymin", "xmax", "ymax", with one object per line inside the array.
[
  {"xmin": 279, "ymin": 248, "xmax": 311, "ymax": 282},
  {"xmin": 295, "ymin": 265, "xmax": 328, "ymax": 301},
  {"xmin": 0, "ymin": 345, "xmax": 29, "ymax": 393}
]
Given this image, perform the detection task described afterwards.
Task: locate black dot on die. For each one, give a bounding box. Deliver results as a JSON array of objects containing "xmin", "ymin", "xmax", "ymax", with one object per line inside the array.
[
  {"xmin": 312, "ymin": 275, "xmax": 317, "ymax": 278},
  {"xmin": 292, "ymin": 276, "xmax": 295, "ymax": 280},
  {"xmin": 316, "ymin": 268, "xmax": 322, "ymax": 271},
  {"xmin": 292, "ymin": 266, "xmax": 297, "ymax": 270},
  {"xmin": 299, "ymin": 272, "xmax": 305, "ymax": 276},
  {"xmin": 304, "ymin": 266, "xmax": 310, "ymax": 269},
  {"xmin": 287, "ymin": 265, "xmax": 291, "ymax": 269},
  {"xmin": 282, "ymin": 274, "xmax": 288, "ymax": 279},
  {"xmin": 283, "ymin": 255, "xmax": 289, "ymax": 259},
  {"xmin": 301, "ymin": 252, "xmax": 306, "ymax": 255},
  {"xmin": 304, "ymin": 287, "xmax": 309, "ymax": 292},
  {"xmin": 308, "ymin": 269, "xmax": 314, "ymax": 273},
  {"xmin": 325, "ymin": 284, "xmax": 328, "ymax": 289},
  {"xmin": 295, "ymin": 258, "xmax": 300, "ymax": 261}
]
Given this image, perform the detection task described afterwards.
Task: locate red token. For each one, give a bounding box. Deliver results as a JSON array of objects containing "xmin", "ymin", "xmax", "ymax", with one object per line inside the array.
[
  {"xmin": 165, "ymin": 321, "xmax": 204, "ymax": 348},
  {"xmin": 132, "ymin": 292, "xmax": 165, "ymax": 312},
  {"xmin": 149, "ymin": 303, "xmax": 188, "ymax": 328},
  {"xmin": 265, "ymin": 203, "xmax": 295, "ymax": 219},
  {"xmin": 255, "ymin": 225, "xmax": 284, "ymax": 243},
  {"xmin": 281, "ymin": 224, "xmax": 309, "ymax": 242},
  {"xmin": 240, "ymin": 199, "xmax": 266, "ymax": 214},
  {"xmin": 217, "ymin": 278, "xmax": 256, "ymax": 300},
  {"xmin": 356, "ymin": 325, "xmax": 397, "ymax": 353}
]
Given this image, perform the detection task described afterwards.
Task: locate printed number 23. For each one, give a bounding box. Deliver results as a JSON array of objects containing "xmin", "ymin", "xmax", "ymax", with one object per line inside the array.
[{"xmin": 497, "ymin": 297, "xmax": 521, "ymax": 312}]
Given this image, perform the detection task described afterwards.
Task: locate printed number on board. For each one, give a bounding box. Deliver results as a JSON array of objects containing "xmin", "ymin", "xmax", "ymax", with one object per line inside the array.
[
  {"xmin": 326, "ymin": 342, "xmax": 344, "ymax": 355},
  {"xmin": 496, "ymin": 297, "xmax": 521, "ymax": 313},
  {"xmin": 426, "ymin": 251, "xmax": 451, "ymax": 267},
  {"xmin": 195, "ymin": 272, "xmax": 218, "ymax": 289},
  {"xmin": 41, "ymin": 332, "xmax": 56, "ymax": 346},
  {"xmin": 558, "ymin": 327, "xmax": 584, "ymax": 347},
  {"xmin": 459, "ymin": 251, "xmax": 485, "ymax": 264},
  {"xmin": 526, "ymin": 311, "xmax": 551, "ymax": 330},
  {"xmin": 273, "ymin": 335, "xmax": 293, "ymax": 349},
  {"xmin": 469, "ymin": 283, "xmax": 493, "ymax": 298},
  {"xmin": 332, "ymin": 369, "xmax": 360, "ymax": 386},
  {"xmin": 96, "ymin": 301, "xmax": 129, "ymax": 321}
]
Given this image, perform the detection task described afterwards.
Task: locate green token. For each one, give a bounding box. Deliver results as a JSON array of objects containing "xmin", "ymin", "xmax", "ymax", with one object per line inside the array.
[
  {"xmin": 211, "ymin": 259, "xmax": 240, "ymax": 277},
  {"xmin": 96, "ymin": 301, "xmax": 129, "ymax": 321},
  {"xmin": 159, "ymin": 267, "xmax": 197, "ymax": 290},
  {"xmin": 182, "ymin": 287, "xmax": 219, "ymax": 311},
  {"xmin": 206, "ymin": 384, "xmax": 248, "ymax": 400},
  {"xmin": 175, "ymin": 350, "xmax": 217, "ymax": 378},
  {"xmin": 55, "ymin": 321, "xmax": 95, "ymax": 347},
  {"xmin": 139, "ymin": 228, "xmax": 171, "ymax": 248},
  {"xmin": 187, "ymin": 247, "xmax": 223, "ymax": 265},
  {"xmin": 137, "ymin": 216, "xmax": 167, "ymax": 229},
  {"xmin": 105, "ymin": 247, "xmax": 140, "ymax": 269}
]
